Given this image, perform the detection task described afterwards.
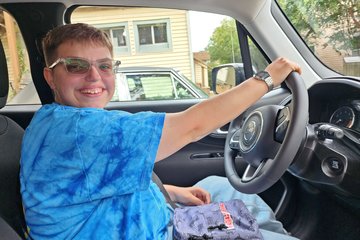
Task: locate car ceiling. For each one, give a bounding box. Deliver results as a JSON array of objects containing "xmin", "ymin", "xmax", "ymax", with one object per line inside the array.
[{"xmin": 1, "ymin": 0, "xmax": 267, "ymax": 23}]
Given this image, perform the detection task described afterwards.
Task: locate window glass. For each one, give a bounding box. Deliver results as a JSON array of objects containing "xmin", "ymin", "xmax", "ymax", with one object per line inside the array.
[
  {"xmin": 153, "ymin": 23, "xmax": 168, "ymax": 43},
  {"xmin": 138, "ymin": 25, "xmax": 153, "ymax": 45},
  {"xmin": 112, "ymin": 73, "xmax": 175, "ymax": 101},
  {"xmin": 138, "ymin": 23, "xmax": 168, "ymax": 45},
  {"xmin": 71, "ymin": 7, "xmax": 269, "ymax": 101},
  {"xmin": 0, "ymin": 10, "xmax": 34, "ymax": 105},
  {"xmin": 249, "ymin": 39, "xmax": 268, "ymax": 74},
  {"xmin": 141, "ymin": 74, "xmax": 174, "ymax": 100},
  {"xmin": 206, "ymin": 18, "xmax": 268, "ymax": 94},
  {"xmin": 134, "ymin": 19, "xmax": 171, "ymax": 52},
  {"xmin": 174, "ymin": 80, "xmax": 194, "ymax": 99},
  {"xmin": 112, "ymin": 28, "xmax": 127, "ymax": 46},
  {"xmin": 276, "ymin": 0, "xmax": 360, "ymax": 77},
  {"xmin": 97, "ymin": 23, "xmax": 130, "ymax": 55}
]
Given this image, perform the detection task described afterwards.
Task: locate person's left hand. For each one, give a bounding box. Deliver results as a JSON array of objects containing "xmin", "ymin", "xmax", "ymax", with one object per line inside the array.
[{"xmin": 164, "ymin": 185, "xmax": 211, "ymax": 206}]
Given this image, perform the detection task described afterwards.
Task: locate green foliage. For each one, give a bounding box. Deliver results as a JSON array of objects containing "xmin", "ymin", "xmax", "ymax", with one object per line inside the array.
[
  {"xmin": 205, "ymin": 18, "xmax": 269, "ymax": 81},
  {"xmin": 205, "ymin": 18, "xmax": 241, "ymax": 84},
  {"xmin": 277, "ymin": 0, "xmax": 360, "ymax": 54},
  {"xmin": 206, "ymin": 19, "xmax": 241, "ymax": 65}
]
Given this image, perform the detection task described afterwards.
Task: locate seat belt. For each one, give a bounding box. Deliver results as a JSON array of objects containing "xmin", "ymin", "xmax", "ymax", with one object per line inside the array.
[{"xmin": 152, "ymin": 172, "xmax": 178, "ymax": 209}]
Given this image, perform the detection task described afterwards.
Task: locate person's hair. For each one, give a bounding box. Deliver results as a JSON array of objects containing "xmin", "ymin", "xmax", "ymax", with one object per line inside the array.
[{"xmin": 42, "ymin": 23, "xmax": 113, "ymax": 66}]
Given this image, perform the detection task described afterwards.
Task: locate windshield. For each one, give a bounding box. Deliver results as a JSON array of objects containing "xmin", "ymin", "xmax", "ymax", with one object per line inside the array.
[{"xmin": 277, "ymin": 0, "xmax": 360, "ymax": 77}]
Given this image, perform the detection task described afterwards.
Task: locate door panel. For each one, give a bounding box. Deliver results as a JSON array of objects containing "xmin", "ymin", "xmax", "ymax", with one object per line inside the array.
[{"xmin": 108, "ymin": 99, "xmax": 229, "ymax": 186}]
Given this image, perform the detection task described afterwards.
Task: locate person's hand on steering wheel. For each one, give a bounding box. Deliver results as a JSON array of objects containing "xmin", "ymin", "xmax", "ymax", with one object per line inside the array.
[{"xmin": 265, "ymin": 57, "xmax": 302, "ymax": 88}]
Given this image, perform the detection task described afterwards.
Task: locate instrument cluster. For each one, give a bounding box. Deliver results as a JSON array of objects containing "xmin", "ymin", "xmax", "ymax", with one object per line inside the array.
[{"xmin": 329, "ymin": 100, "xmax": 360, "ymax": 131}]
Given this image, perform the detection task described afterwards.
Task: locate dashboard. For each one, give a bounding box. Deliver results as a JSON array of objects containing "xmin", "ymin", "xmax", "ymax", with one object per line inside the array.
[
  {"xmin": 289, "ymin": 77, "xmax": 360, "ymax": 199},
  {"xmin": 308, "ymin": 78, "xmax": 360, "ymax": 133}
]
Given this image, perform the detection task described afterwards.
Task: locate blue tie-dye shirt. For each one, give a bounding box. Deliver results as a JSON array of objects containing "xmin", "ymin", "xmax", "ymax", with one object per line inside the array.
[{"xmin": 20, "ymin": 103, "xmax": 170, "ymax": 239}]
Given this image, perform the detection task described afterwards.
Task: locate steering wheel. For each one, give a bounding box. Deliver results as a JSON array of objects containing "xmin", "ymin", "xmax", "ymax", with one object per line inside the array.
[{"xmin": 224, "ymin": 72, "xmax": 308, "ymax": 194}]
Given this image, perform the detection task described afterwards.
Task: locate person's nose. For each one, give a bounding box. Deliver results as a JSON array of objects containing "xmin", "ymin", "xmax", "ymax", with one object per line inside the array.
[{"xmin": 85, "ymin": 65, "xmax": 102, "ymax": 82}]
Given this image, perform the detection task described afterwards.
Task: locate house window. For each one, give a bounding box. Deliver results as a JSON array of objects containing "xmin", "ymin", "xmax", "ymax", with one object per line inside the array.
[
  {"xmin": 135, "ymin": 19, "xmax": 172, "ymax": 52},
  {"xmin": 98, "ymin": 23, "xmax": 130, "ymax": 56},
  {"xmin": 138, "ymin": 23, "xmax": 168, "ymax": 45},
  {"xmin": 111, "ymin": 28, "xmax": 127, "ymax": 46}
]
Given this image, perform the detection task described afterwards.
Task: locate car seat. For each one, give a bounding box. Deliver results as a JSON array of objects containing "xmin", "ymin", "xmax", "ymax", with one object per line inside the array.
[{"xmin": 0, "ymin": 40, "xmax": 27, "ymax": 239}]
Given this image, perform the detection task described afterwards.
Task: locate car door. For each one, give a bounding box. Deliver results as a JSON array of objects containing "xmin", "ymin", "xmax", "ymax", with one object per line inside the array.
[
  {"xmin": 3, "ymin": 2, "xmax": 360, "ymax": 240},
  {"xmin": 1, "ymin": 2, "xmax": 293, "ymax": 226}
]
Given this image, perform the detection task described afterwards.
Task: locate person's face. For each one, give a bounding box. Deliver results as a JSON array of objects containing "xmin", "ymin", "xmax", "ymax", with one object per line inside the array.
[{"xmin": 44, "ymin": 41, "xmax": 115, "ymax": 108}]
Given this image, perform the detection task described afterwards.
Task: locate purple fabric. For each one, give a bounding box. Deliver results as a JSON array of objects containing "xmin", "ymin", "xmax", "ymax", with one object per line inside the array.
[{"xmin": 173, "ymin": 199, "xmax": 263, "ymax": 240}]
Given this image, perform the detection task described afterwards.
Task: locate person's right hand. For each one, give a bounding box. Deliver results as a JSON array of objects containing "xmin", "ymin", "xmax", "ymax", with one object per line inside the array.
[
  {"xmin": 164, "ymin": 185, "xmax": 211, "ymax": 206},
  {"xmin": 265, "ymin": 57, "xmax": 302, "ymax": 88}
]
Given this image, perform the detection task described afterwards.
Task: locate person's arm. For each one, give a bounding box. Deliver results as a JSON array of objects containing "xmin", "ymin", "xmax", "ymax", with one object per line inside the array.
[
  {"xmin": 164, "ymin": 185, "xmax": 211, "ymax": 206},
  {"xmin": 156, "ymin": 57, "xmax": 301, "ymax": 161}
]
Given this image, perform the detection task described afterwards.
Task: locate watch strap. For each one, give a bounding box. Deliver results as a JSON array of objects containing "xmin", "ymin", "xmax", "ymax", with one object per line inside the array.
[{"xmin": 253, "ymin": 70, "xmax": 274, "ymax": 92}]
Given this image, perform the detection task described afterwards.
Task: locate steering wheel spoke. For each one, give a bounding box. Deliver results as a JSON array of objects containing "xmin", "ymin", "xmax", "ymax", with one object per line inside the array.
[{"xmin": 242, "ymin": 161, "xmax": 266, "ymax": 183}]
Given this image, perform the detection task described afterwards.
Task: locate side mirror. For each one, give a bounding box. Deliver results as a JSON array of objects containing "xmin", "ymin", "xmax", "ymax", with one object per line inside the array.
[{"xmin": 211, "ymin": 64, "xmax": 246, "ymax": 94}]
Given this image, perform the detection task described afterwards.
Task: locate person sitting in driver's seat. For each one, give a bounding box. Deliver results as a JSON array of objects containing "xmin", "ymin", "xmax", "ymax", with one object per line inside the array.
[{"xmin": 20, "ymin": 23, "xmax": 300, "ymax": 239}]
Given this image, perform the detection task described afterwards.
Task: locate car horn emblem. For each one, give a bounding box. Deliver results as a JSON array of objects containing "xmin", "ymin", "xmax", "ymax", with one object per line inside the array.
[{"xmin": 239, "ymin": 111, "xmax": 263, "ymax": 153}]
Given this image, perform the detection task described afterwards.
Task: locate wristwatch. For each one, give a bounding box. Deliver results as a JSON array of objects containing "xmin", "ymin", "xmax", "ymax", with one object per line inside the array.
[{"xmin": 253, "ymin": 71, "xmax": 274, "ymax": 92}]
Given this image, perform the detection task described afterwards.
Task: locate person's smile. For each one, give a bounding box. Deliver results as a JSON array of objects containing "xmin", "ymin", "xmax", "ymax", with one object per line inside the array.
[{"xmin": 79, "ymin": 87, "xmax": 105, "ymax": 97}]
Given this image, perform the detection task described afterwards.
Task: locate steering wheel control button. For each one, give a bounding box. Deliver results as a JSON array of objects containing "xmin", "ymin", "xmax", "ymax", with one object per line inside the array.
[
  {"xmin": 253, "ymin": 70, "xmax": 274, "ymax": 92},
  {"xmin": 322, "ymin": 157, "xmax": 345, "ymax": 177},
  {"xmin": 239, "ymin": 111, "xmax": 263, "ymax": 153},
  {"xmin": 229, "ymin": 130, "xmax": 241, "ymax": 150},
  {"xmin": 275, "ymin": 107, "xmax": 290, "ymax": 143}
]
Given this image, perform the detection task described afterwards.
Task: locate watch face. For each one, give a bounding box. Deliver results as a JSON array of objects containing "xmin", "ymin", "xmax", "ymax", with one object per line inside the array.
[
  {"xmin": 254, "ymin": 70, "xmax": 273, "ymax": 91},
  {"xmin": 256, "ymin": 71, "xmax": 270, "ymax": 79}
]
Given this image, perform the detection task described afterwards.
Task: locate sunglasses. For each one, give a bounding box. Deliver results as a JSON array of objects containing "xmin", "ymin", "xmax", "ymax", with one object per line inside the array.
[{"xmin": 48, "ymin": 57, "xmax": 121, "ymax": 75}]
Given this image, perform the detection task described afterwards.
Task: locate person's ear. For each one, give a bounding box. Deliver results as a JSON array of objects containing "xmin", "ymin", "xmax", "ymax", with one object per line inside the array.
[{"xmin": 43, "ymin": 68, "xmax": 56, "ymax": 89}]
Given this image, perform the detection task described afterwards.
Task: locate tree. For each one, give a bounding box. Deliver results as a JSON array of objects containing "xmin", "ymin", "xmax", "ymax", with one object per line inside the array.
[
  {"xmin": 277, "ymin": 0, "xmax": 360, "ymax": 55},
  {"xmin": 206, "ymin": 18, "xmax": 241, "ymax": 66},
  {"xmin": 205, "ymin": 18, "xmax": 268, "ymax": 80}
]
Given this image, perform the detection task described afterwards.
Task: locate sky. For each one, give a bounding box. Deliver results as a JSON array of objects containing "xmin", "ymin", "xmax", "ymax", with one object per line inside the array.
[{"xmin": 188, "ymin": 11, "xmax": 226, "ymax": 52}]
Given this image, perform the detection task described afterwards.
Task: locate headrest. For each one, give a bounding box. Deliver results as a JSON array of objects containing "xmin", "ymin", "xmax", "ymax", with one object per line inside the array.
[{"xmin": 0, "ymin": 40, "xmax": 9, "ymax": 109}]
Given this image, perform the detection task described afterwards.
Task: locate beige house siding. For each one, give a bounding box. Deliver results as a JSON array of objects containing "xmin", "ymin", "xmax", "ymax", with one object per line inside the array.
[
  {"xmin": 1, "ymin": 11, "xmax": 29, "ymax": 99},
  {"xmin": 315, "ymin": 45, "xmax": 344, "ymax": 73},
  {"xmin": 193, "ymin": 51, "xmax": 210, "ymax": 92},
  {"xmin": 194, "ymin": 62, "xmax": 202, "ymax": 85},
  {"xmin": 313, "ymin": 31, "xmax": 360, "ymax": 76},
  {"xmin": 194, "ymin": 59, "xmax": 209, "ymax": 88},
  {"xmin": 316, "ymin": 45, "xmax": 360, "ymax": 76},
  {"xmin": 72, "ymin": 7, "xmax": 194, "ymax": 81},
  {"xmin": 2, "ymin": 12, "xmax": 19, "ymax": 92},
  {"xmin": 1, "ymin": 36, "xmax": 12, "ymax": 84}
]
